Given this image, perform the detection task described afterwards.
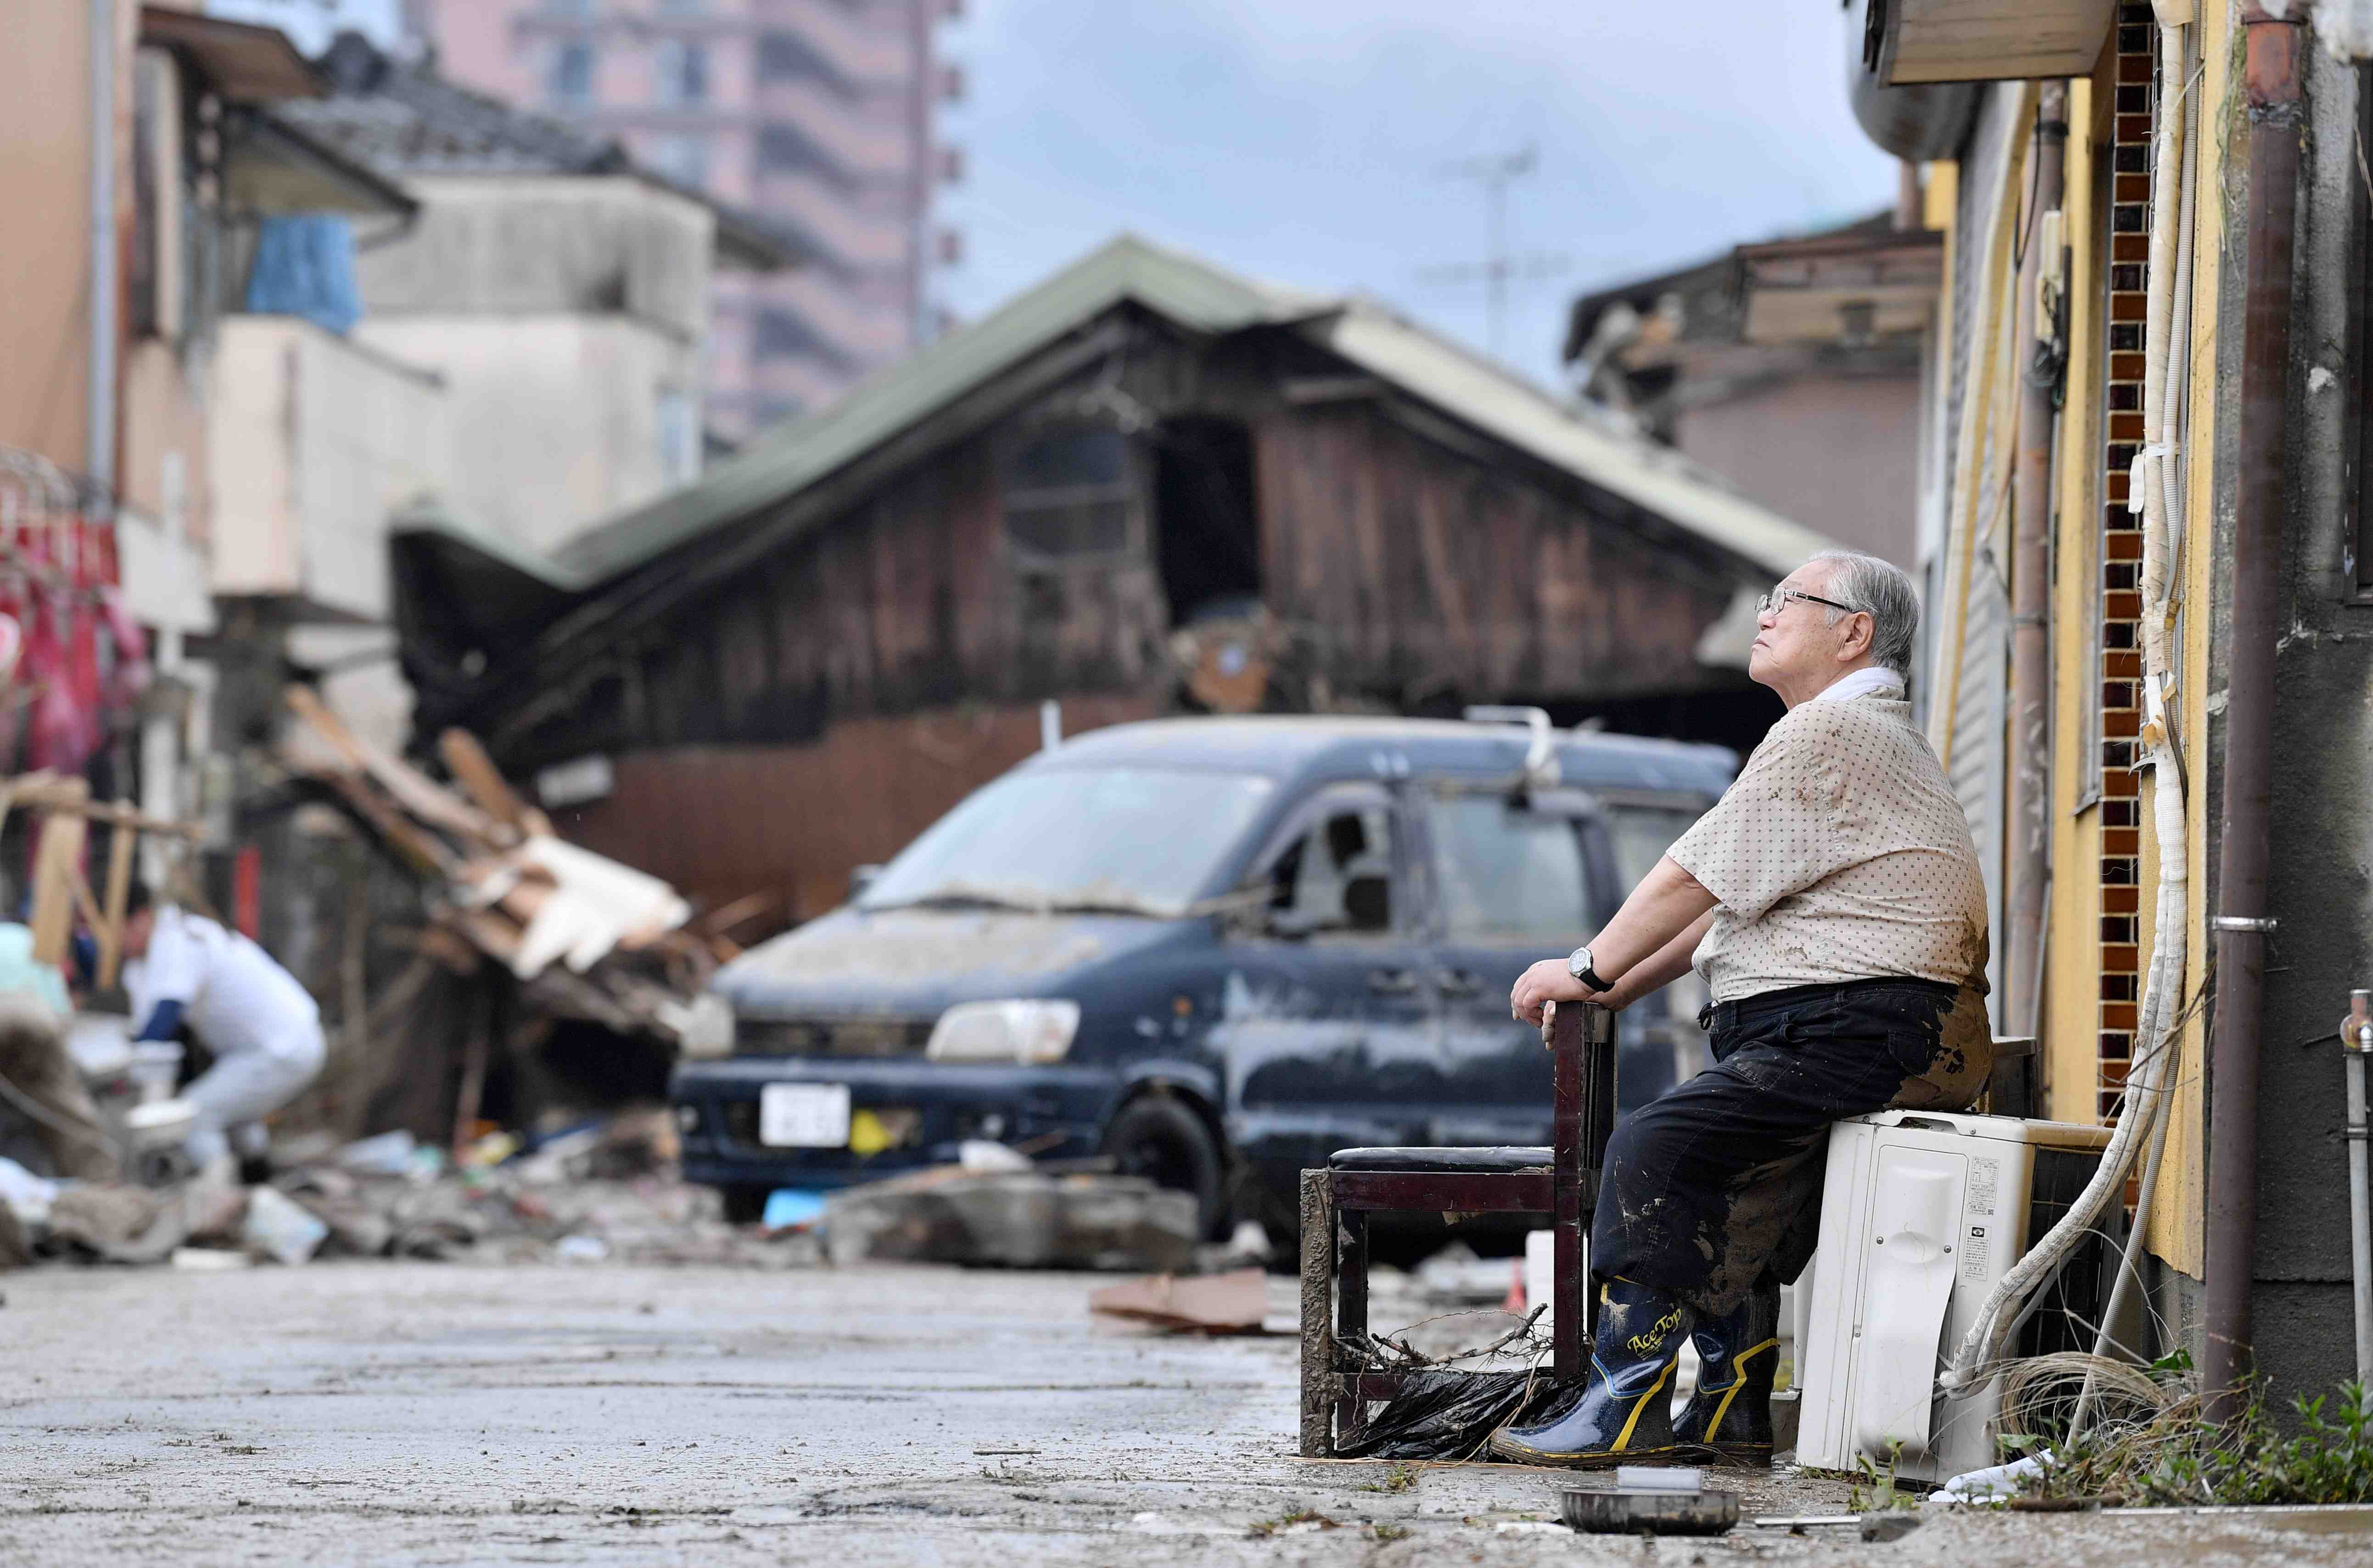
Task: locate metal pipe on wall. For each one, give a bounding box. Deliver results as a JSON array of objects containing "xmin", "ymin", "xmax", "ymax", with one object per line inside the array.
[
  {"xmin": 85, "ymin": 0, "xmax": 117, "ymax": 495},
  {"xmin": 2005, "ymin": 84, "xmax": 2070, "ymax": 1044},
  {"xmin": 2203, "ymin": 1, "xmax": 2305, "ymax": 1420},
  {"xmin": 2341, "ymin": 991, "xmax": 2373, "ymax": 1406}
]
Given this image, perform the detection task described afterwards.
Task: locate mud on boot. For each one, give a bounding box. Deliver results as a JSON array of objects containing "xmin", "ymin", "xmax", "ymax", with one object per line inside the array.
[
  {"xmin": 1671, "ymin": 1280, "xmax": 1780, "ymax": 1467},
  {"xmin": 1487, "ymin": 1277, "xmax": 1689, "ymax": 1468}
]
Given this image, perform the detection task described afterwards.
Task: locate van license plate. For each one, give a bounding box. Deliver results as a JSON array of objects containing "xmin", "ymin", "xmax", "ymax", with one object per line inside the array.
[{"xmin": 758, "ymin": 1083, "xmax": 851, "ymax": 1147}]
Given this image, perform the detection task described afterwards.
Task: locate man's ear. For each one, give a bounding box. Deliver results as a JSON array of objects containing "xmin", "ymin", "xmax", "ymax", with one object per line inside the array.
[{"xmin": 1839, "ymin": 612, "xmax": 1875, "ymax": 662}]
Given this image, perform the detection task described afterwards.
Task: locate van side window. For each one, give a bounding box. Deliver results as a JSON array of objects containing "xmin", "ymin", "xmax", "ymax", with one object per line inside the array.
[
  {"xmin": 1425, "ymin": 795, "xmax": 1590, "ymax": 944},
  {"xmin": 1265, "ymin": 802, "xmax": 1395, "ymax": 935}
]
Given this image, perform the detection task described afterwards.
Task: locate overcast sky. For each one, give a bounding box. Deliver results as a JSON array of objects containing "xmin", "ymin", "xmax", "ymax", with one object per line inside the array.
[
  {"xmin": 931, "ymin": 1, "xmax": 1898, "ymax": 388},
  {"xmin": 211, "ymin": 0, "xmax": 1896, "ymax": 392}
]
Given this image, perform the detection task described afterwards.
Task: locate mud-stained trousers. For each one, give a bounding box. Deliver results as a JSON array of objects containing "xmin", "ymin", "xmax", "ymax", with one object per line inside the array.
[{"xmin": 1590, "ymin": 977, "xmax": 1992, "ymax": 1317}]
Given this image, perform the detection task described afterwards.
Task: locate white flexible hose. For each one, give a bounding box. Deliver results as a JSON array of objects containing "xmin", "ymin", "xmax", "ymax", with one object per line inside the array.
[{"xmin": 1941, "ymin": 25, "xmax": 2194, "ymax": 1398}]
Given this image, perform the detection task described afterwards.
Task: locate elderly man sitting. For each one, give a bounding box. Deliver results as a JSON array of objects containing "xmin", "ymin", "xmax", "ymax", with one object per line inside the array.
[{"xmin": 1493, "ymin": 549, "xmax": 1991, "ymax": 1469}]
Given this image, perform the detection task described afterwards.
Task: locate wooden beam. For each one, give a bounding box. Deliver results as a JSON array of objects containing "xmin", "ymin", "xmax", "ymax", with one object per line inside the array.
[
  {"xmin": 97, "ymin": 808, "xmax": 137, "ymax": 988},
  {"xmin": 2, "ymin": 773, "xmax": 203, "ymax": 838},
  {"xmin": 27, "ymin": 779, "xmax": 89, "ymax": 968},
  {"xmin": 285, "ymin": 686, "xmax": 506, "ymax": 851},
  {"xmin": 437, "ymin": 728, "xmax": 552, "ymax": 838}
]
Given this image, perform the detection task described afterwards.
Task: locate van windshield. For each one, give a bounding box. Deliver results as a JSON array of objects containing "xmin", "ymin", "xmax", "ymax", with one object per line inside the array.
[{"xmin": 858, "ymin": 767, "xmax": 1277, "ymax": 918}]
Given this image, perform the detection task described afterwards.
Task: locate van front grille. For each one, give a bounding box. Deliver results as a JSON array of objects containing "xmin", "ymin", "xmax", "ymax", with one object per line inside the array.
[{"xmin": 735, "ymin": 1016, "xmax": 935, "ymax": 1058}]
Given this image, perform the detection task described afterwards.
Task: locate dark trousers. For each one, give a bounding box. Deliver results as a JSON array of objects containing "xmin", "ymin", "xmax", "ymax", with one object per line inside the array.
[{"xmin": 1589, "ymin": 978, "xmax": 1987, "ymax": 1317}]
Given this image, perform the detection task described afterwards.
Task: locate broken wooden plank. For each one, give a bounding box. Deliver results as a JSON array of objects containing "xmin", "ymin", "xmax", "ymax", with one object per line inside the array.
[
  {"xmin": 286, "ymin": 686, "xmax": 506, "ymax": 852},
  {"xmin": 28, "ymin": 779, "xmax": 88, "ymax": 967},
  {"xmin": 437, "ymin": 728, "xmax": 551, "ymax": 839},
  {"xmin": 1089, "ymin": 1268, "xmax": 1273, "ymax": 1334},
  {"xmin": 314, "ymin": 768, "xmax": 459, "ymax": 879},
  {"xmin": 97, "ymin": 804, "xmax": 137, "ymax": 988},
  {"xmin": 1, "ymin": 773, "xmax": 203, "ymax": 837}
]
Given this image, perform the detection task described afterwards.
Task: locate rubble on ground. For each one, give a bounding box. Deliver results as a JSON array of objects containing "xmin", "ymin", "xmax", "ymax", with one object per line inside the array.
[
  {"xmin": 2, "ymin": 1116, "xmax": 1236, "ymax": 1277},
  {"xmin": 822, "ymin": 1140, "xmax": 1202, "ymax": 1271},
  {"xmin": 0, "ymin": 1118, "xmax": 824, "ymax": 1272},
  {"xmin": 281, "ymin": 688, "xmax": 733, "ymax": 1054}
]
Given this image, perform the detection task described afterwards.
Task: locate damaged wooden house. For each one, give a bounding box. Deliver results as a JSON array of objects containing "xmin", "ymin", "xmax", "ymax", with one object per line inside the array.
[{"xmin": 392, "ymin": 235, "xmax": 1840, "ymax": 928}]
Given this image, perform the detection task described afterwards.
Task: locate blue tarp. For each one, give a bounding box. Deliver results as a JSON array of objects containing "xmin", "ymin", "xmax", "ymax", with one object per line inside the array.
[{"xmin": 243, "ymin": 213, "xmax": 361, "ymax": 335}]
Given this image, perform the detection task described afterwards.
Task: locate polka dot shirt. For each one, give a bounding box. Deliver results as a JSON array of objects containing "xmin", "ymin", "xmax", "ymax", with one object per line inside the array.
[{"xmin": 1667, "ymin": 696, "xmax": 1991, "ymax": 1005}]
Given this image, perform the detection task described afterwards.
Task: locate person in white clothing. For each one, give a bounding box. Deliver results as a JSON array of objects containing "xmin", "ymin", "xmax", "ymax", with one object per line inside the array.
[{"xmin": 119, "ymin": 886, "xmax": 325, "ymax": 1174}]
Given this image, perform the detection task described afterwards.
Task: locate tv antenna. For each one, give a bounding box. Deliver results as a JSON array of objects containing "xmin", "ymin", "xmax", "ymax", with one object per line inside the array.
[{"xmin": 1416, "ymin": 144, "xmax": 1571, "ymax": 361}]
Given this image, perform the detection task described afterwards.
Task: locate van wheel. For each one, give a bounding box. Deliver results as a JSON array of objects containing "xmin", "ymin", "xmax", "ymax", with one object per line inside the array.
[
  {"xmin": 720, "ymin": 1185, "xmax": 769, "ymax": 1226},
  {"xmin": 1103, "ymin": 1097, "xmax": 1226, "ymax": 1240}
]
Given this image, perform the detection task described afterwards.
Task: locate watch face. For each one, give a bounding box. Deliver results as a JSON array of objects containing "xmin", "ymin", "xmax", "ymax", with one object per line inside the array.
[{"xmin": 1568, "ymin": 946, "xmax": 1592, "ymax": 980}]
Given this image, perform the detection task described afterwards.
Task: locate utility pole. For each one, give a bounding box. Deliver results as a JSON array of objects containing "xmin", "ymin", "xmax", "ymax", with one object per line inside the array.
[{"xmin": 1417, "ymin": 145, "xmax": 1568, "ymax": 362}]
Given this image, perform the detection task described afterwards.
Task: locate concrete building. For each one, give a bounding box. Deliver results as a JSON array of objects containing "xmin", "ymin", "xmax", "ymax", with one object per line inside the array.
[
  {"xmin": 0, "ymin": 0, "xmax": 422, "ymax": 851},
  {"xmin": 1563, "ymin": 213, "xmax": 1940, "ymax": 572},
  {"xmin": 273, "ymin": 32, "xmax": 798, "ymax": 556},
  {"xmin": 416, "ymin": 0, "xmax": 957, "ymax": 443}
]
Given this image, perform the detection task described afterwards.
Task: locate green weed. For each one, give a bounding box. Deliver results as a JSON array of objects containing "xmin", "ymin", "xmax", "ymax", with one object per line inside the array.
[
  {"xmin": 1247, "ymin": 1507, "xmax": 1341, "ymax": 1539},
  {"xmin": 2027, "ymin": 1376, "xmax": 2373, "ymax": 1507}
]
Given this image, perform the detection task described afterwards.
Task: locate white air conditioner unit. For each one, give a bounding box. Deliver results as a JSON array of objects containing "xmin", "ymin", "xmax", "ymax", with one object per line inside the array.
[{"xmin": 1794, "ymin": 1109, "xmax": 2116, "ymax": 1484}]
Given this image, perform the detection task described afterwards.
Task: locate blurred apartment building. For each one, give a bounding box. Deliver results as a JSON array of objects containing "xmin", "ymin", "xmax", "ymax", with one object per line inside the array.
[
  {"xmin": 415, "ymin": 0, "xmax": 960, "ymax": 443},
  {"xmin": 0, "ymin": 0, "xmax": 786, "ymax": 954}
]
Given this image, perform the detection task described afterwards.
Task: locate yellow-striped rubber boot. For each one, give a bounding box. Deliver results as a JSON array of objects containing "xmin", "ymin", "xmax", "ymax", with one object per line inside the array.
[
  {"xmin": 1671, "ymin": 1282, "xmax": 1780, "ymax": 1467},
  {"xmin": 1487, "ymin": 1278, "xmax": 1688, "ymax": 1468}
]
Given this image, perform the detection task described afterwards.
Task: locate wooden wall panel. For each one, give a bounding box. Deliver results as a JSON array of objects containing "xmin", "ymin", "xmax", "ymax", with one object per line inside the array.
[
  {"xmin": 551, "ymin": 695, "xmax": 1168, "ymax": 924},
  {"xmin": 1252, "ymin": 403, "xmax": 1740, "ymax": 709}
]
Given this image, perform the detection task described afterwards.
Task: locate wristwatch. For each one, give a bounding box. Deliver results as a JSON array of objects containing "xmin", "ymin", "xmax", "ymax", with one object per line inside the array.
[{"xmin": 1567, "ymin": 945, "xmax": 1611, "ymax": 992}]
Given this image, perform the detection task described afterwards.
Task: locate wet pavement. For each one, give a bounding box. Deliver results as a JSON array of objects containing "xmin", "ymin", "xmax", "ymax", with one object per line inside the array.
[{"xmin": 1, "ymin": 1260, "xmax": 2367, "ymax": 1566}]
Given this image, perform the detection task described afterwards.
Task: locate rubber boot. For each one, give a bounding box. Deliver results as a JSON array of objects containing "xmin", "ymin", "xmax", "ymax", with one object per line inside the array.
[
  {"xmin": 1488, "ymin": 1277, "xmax": 1689, "ymax": 1467},
  {"xmin": 1672, "ymin": 1281, "xmax": 1780, "ymax": 1466}
]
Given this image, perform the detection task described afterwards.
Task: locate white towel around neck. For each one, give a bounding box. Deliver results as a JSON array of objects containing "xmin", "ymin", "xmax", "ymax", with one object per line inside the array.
[{"xmin": 1813, "ymin": 666, "xmax": 1907, "ymax": 704}]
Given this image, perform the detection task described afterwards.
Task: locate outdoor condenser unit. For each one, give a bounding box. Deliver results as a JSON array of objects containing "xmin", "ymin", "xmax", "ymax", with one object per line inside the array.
[{"xmin": 1794, "ymin": 1109, "xmax": 2117, "ymax": 1484}]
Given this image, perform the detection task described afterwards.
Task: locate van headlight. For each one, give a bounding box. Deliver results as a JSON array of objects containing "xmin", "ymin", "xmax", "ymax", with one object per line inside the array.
[{"xmin": 925, "ymin": 999, "xmax": 1081, "ymax": 1065}]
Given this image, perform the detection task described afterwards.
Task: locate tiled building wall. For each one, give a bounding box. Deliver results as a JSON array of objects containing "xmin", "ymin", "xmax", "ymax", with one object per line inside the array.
[
  {"xmin": 422, "ymin": 0, "xmax": 955, "ymax": 444},
  {"xmin": 2095, "ymin": 4, "xmax": 2159, "ymax": 1129}
]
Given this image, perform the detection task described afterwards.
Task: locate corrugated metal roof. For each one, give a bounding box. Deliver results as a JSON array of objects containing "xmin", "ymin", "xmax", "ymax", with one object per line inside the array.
[
  {"xmin": 549, "ymin": 233, "xmax": 1332, "ymax": 581},
  {"xmin": 543, "ymin": 233, "xmax": 1836, "ymax": 588}
]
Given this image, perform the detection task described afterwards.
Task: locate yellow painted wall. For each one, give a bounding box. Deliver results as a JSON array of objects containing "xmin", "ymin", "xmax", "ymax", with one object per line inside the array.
[
  {"xmin": 2036, "ymin": 6, "xmax": 2230, "ymax": 1280},
  {"xmin": 2144, "ymin": 0, "xmax": 2235, "ymax": 1279}
]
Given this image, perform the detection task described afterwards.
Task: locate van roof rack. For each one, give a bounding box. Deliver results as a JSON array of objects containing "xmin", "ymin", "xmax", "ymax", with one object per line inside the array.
[{"xmin": 1461, "ymin": 705, "xmax": 1561, "ymax": 789}]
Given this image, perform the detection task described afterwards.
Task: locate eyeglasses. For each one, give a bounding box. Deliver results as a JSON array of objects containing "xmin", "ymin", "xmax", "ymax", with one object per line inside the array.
[{"xmin": 1757, "ymin": 587, "xmax": 1862, "ymax": 619}]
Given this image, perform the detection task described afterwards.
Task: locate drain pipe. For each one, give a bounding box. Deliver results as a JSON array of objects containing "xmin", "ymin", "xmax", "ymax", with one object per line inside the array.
[
  {"xmin": 2005, "ymin": 83, "xmax": 2070, "ymax": 1043},
  {"xmin": 2341, "ymin": 991, "xmax": 2373, "ymax": 1408},
  {"xmin": 85, "ymin": 0, "xmax": 118, "ymax": 497},
  {"xmin": 2201, "ymin": 0, "xmax": 2304, "ymax": 1421}
]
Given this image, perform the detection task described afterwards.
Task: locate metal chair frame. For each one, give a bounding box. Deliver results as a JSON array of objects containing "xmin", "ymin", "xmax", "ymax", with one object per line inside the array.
[{"xmin": 1296, "ymin": 1001, "xmax": 1617, "ymax": 1457}]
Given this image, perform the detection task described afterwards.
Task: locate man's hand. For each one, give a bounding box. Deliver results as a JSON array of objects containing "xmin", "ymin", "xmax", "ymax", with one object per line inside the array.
[{"xmin": 1511, "ymin": 958, "xmax": 1602, "ymax": 1027}]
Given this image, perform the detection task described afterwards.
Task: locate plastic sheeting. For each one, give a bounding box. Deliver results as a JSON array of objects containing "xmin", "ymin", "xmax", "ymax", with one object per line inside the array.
[
  {"xmin": 244, "ymin": 214, "xmax": 362, "ymax": 335},
  {"xmin": 1334, "ymin": 1370, "xmax": 1589, "ymax": 1462}
]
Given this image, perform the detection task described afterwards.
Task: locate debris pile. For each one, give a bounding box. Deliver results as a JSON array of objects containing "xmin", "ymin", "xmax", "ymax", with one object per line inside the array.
[
  {"xmin": 282, "ymin": 688, "xmax": 733, "ymax": 1055},
  {"xmin": 824, "ymin": 1164, "xmax": 1200, "ymax": 1272},
  {"xmin": 0, "ymin": 1119, "xmax": 825, "ymax": 1271}
]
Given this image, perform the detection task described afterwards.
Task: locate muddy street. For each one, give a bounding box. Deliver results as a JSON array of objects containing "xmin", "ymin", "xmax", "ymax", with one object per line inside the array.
[{"xmin": 0, "ymin": 1260, "xmax": 2361, "ymax": 1567}]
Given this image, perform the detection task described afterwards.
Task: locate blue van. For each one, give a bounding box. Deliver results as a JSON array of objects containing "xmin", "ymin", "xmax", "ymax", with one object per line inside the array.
[{"xmin": 672, "ymin": 715, "xmax": 1734, "ymax": 1236}]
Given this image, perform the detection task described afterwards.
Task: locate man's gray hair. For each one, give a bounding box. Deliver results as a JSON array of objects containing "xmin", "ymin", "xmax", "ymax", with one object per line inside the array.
[{"xmin": 1810, "ymin": 549, "xmax": 1920, "ymax": 678}]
